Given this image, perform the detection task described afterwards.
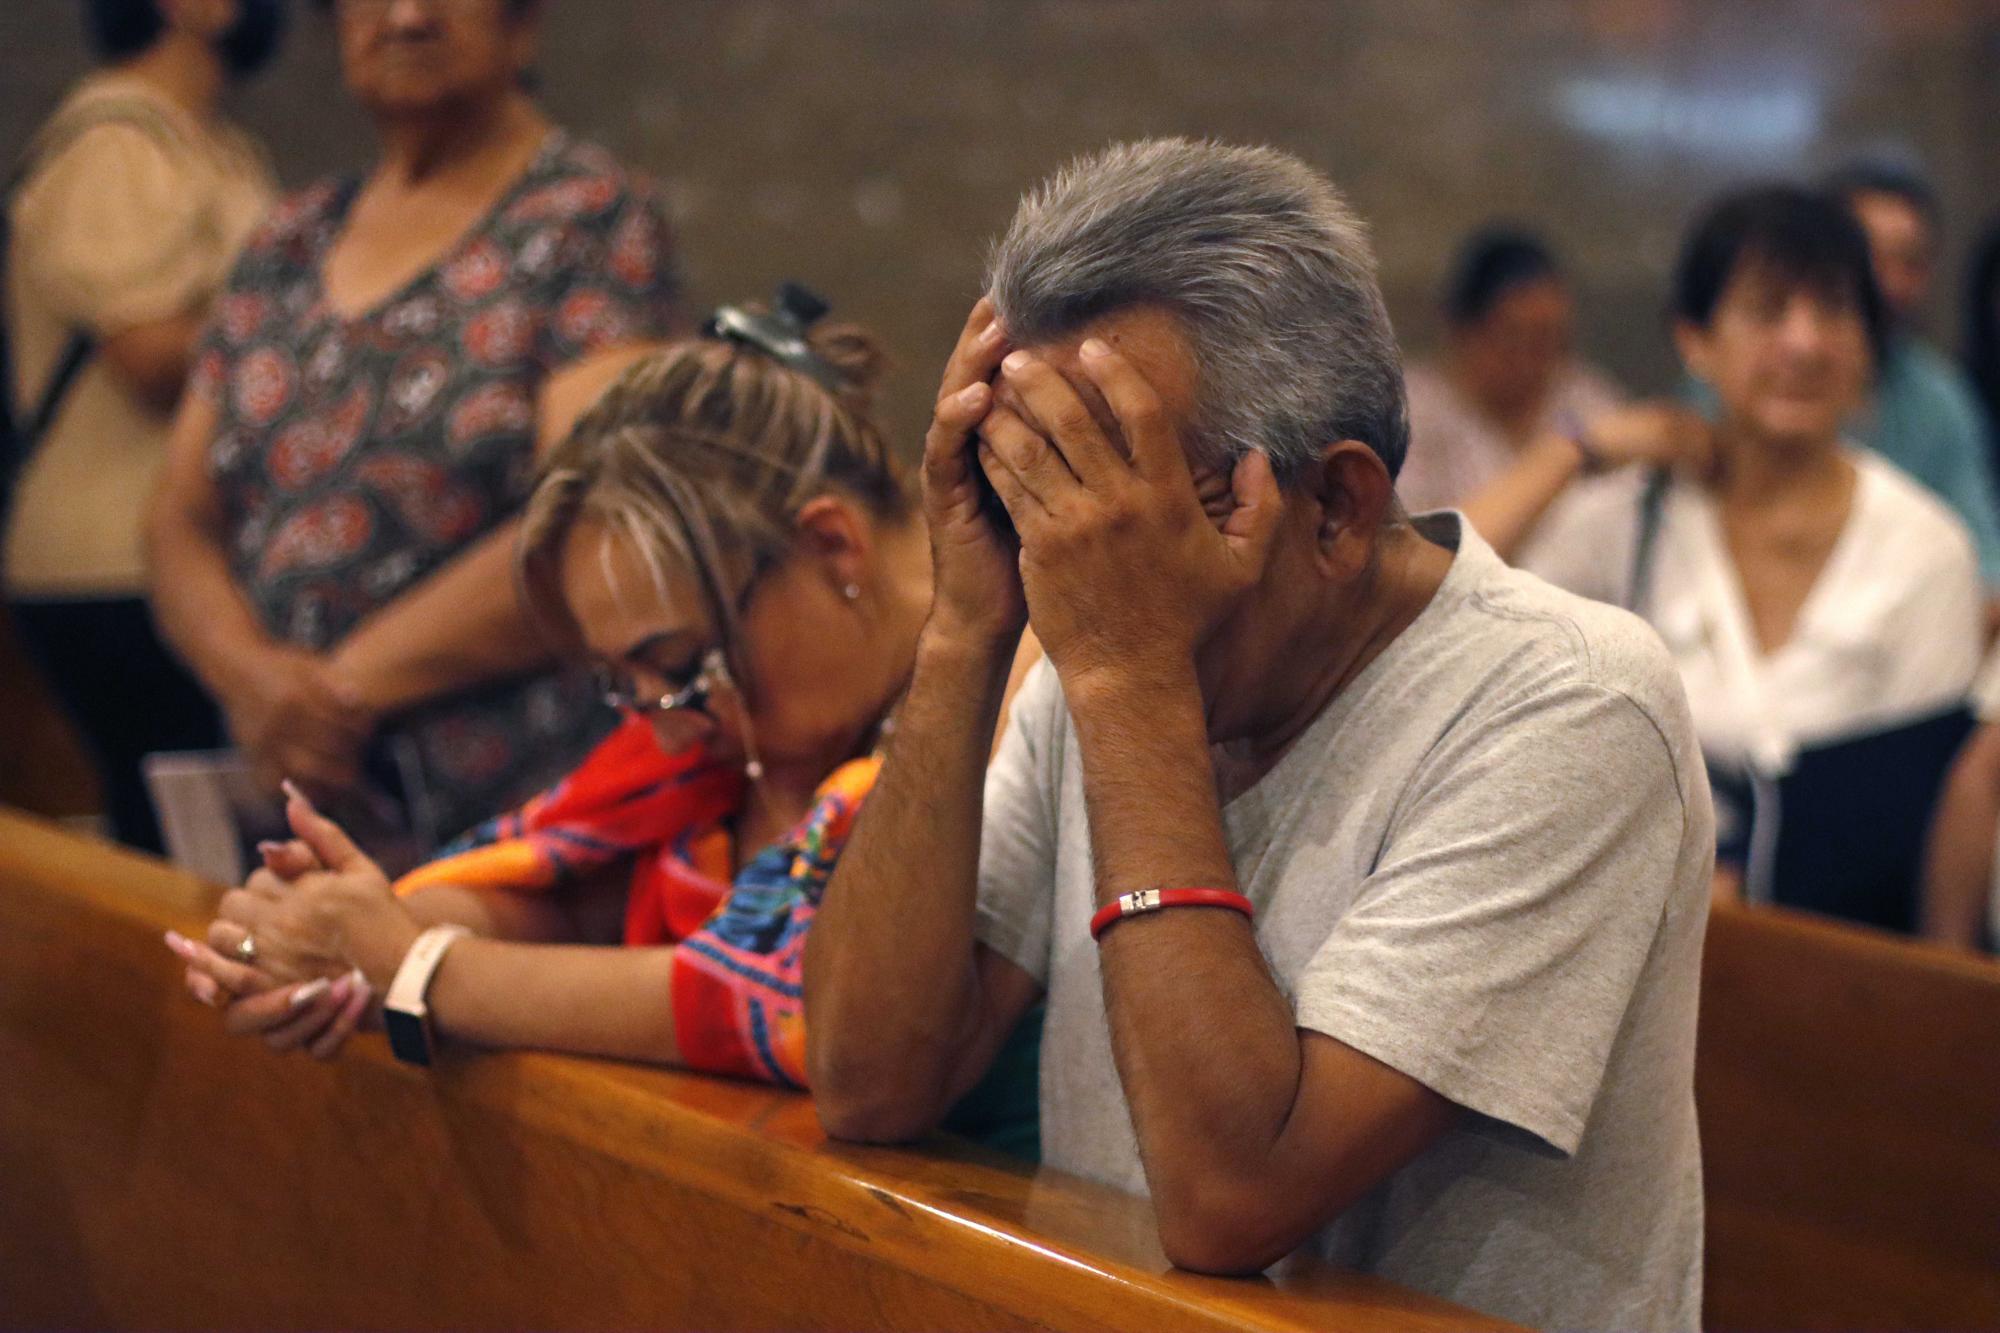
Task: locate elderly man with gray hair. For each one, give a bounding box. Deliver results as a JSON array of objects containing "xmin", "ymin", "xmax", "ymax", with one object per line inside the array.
[{"xmin": 804, "ymin": 138, "xmax": 1710, "ymax": 1331}]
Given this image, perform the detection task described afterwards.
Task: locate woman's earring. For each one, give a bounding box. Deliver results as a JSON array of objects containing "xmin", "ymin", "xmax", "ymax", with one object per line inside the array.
[{"xmin": 842, "ymin": 582, "xmax": 861, "ymax": 602}]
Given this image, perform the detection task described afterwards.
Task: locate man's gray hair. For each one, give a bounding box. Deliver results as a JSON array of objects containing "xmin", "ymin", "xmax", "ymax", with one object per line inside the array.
[{"xmin": 986, "ymin": 138, "xmax": 1408, "ymax": 483}]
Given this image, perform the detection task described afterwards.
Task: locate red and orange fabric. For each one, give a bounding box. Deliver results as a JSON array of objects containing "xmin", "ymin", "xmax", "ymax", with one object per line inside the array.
[{"xmin": 394, "ymin": 713, "xmax": 879, "ymax": 1087}]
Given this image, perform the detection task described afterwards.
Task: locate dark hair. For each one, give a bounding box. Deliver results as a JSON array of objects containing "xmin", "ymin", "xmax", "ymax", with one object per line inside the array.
[
  {"xmin": 311, "ymin": 0, "xmax": 541, "ymax": 13},
  {"xmin": 1442, "ymin": 225, "xmax": 1562, "ymax": 326},
  {"xmin": 1671, "ymin": 183, "xmax": 1888, "ymax": 365},
  {"xmin": 83, "ymin": 0, "xmax": 166, "ymax": 60},
  {"xmin": 1824, "ymin": 158, "xmax": 1941, "ymax": 233},
  {"xmin": 1966, "ymin": 222, "xmax": 2000, "ymax": 443}
]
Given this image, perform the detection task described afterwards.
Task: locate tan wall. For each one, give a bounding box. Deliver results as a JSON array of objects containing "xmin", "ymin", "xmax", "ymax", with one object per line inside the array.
[{"xmin": 5, "ymin": 0, "xmax": 1998, "ymax": 448}]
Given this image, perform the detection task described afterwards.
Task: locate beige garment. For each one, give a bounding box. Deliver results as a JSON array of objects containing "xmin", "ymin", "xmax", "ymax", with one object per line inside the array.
[{"xmin": 4, "ymin": 73, "xmax": 275, "ymax": 597}]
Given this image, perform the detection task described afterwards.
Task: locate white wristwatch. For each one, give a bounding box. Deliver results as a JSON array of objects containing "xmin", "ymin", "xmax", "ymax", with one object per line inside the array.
[{"xmin": 383, "ymin": 924, "xmax": 469, "ymax": 1067}]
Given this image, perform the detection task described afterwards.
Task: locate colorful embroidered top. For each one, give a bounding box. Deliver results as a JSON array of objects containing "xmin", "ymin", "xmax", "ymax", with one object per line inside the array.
[{"xmin": 395, "ymin": 714, "xmax": 871, "ymax": 1088}]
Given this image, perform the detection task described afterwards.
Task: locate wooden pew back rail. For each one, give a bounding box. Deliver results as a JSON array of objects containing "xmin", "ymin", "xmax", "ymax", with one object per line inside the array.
[{"xmin": 0, "ymin": 811, "xmax": 1504, "ymax": 1333}]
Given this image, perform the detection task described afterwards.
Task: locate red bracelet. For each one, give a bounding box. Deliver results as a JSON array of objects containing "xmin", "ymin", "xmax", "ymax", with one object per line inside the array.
[{"xmin": 1089, "ymin": 886, "xmax": 1254, "ymax": 941}]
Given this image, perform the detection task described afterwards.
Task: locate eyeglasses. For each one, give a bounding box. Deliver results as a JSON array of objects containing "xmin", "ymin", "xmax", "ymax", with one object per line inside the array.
[{"xmin": 597, "ymin": 646, "xmax": 735, "ymax": 724}]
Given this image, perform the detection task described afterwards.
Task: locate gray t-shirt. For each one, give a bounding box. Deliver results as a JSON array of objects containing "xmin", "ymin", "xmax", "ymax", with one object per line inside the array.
[{"xmin": 975, "ymin": 514, "xmax": 1711, "ymax": 1332}]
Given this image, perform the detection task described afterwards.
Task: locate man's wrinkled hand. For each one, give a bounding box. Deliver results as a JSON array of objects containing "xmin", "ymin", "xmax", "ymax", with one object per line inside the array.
[
  {"xmin": 920, "ymin": 298, "xmax": 1028, "ymax": 649},
  {"xmin": 976, "ymin": 338, "xmax": 1284, "ymax": 692}
]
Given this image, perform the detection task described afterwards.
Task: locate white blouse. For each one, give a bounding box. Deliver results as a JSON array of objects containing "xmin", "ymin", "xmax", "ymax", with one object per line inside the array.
[{"xmin": 1518, "ymin": 450, "xmax": 1983, "ymax": 776}]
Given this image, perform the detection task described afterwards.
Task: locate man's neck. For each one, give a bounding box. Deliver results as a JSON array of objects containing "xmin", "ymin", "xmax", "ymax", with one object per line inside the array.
[
  {"xmin": 373, "ymin": 91, "xmax": 546, "ymax": 189},
  {"xmin": 117, "ymin": 33, "xmax": 225, "ymax": 122},
  {"xmin": 1216, "ymin": 523, "xmax": 1454, "ymax": 781}
]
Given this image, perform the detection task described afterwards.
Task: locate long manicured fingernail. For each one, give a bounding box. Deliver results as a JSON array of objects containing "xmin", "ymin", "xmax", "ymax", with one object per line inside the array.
[
  {"xmin": 257, "ymin": 840, "xmax": 284, "ymax": 857},
  {"xmin": 1002, "ymin": 350, "xmax": 1032, "ymax": 374},
  {"xmin": 1081, "ymin": 337, "xmax": 1111, "ymax": 360},
  {"xmin": 164, "ymin": 930, "xmax": 195, "ymax": 958},
  {"xmin": 289, "ymin": 978, "xmax": 331, "ymax": 1009},
  {"xmin": 280, "ymin": 779, "xmax": 308, "ymax": 807}
]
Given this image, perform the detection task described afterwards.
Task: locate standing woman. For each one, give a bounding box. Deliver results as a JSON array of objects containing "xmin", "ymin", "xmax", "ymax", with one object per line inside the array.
[
  {"xmin": 4, "ymin": 0, "xmax": 284, "ymax": 852},
  {"xmin": 149, "ymin": 0, "xmax": 683, "ymax": 857},
  {"xmin": 1524, "ymin": 186, "xmax": 1983, "ymax": 915}
]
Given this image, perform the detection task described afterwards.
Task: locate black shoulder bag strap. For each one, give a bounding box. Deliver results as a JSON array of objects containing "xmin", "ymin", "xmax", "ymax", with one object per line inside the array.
[
  {"xmin": 0, "ymin": 97, "xmax": 189, "ymax": 513},
  {"xmin": 1623, "ymin": 466, "xmax": 1672, "ymax": 617}
]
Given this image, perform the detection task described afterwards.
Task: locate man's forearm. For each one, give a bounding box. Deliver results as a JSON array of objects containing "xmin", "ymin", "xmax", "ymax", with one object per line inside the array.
[
  {"xmin": 328, "ymin": 520, "xmax": 554, "ymax": 718},
  {"xmin": 1067, "ymin": 663, "xmax": 1310, "ymax": 1228},
  {"xmin": 1071, "ymin": 662, "xmax": 1455, "ymax": 1271},
  {"xmin": 805, "ymin": 623, "xmax": 1016, "ymax": 1137}
]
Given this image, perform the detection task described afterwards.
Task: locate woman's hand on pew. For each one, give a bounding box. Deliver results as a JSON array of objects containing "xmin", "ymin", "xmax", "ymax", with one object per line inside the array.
[
  {"xmin": 170, "ymin": 825, "xmax": 372, "ymax": 1058},
  {"xmin": 207, "ymin": 782, "xmax": 422, "ymax": 985},
  {"xmin": 170, "ymin": 788, "xmax": 421, "ymax": 1059},
  {"xmin": 166, "ymin": 929, "xmax": 372, "ymax": 1059}
]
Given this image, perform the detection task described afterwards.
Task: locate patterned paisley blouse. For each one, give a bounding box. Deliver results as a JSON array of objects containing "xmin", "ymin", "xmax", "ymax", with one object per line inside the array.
[{"xmin": 192, "ymin": 132, "xmax": 683, "ymax": 845}]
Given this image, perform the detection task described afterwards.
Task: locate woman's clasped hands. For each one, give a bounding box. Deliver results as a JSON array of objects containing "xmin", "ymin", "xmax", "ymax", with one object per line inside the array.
[{"xmin": 164, "ymin": 782, "xmax": 422, "ymax": 1061}]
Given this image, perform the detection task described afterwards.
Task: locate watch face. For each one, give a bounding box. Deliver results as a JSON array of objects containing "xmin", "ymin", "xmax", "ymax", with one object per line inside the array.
[{"xmin": 383, "ymin": 1007, "xmax": 431, "ymax": 1067}]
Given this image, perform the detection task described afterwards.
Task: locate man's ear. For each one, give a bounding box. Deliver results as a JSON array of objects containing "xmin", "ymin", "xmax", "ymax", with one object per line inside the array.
[
  {"xmin": 793, "ymin": 494, "xmax": 872, "ymax": 596},
  {"xmin": 1310, "ymin": 441, "xmax": 1394, "ymax": 580}
]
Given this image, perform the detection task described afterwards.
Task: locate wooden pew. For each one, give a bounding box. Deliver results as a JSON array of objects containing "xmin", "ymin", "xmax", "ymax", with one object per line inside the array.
[
  {"xmin": 0, "ymin": 809, "xmax": 1506, "ymax": 1333},
  {"xmin": 1699, "ymin": 904, "xmax": 2000, "ymax": 1331}
]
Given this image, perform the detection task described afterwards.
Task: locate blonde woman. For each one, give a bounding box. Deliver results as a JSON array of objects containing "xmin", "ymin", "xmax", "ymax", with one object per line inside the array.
[{"xmin": 167, "ymin": 296, "xmax": 1042, "ymax": 1156}]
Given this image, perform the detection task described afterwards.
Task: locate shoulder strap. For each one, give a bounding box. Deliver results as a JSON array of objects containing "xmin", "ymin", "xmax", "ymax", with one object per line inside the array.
[
  {"xmin": 1623, "ymin": 466, "xmax": 1672, "ymax": 616},
  {"xmin": 1, "ymin": 96, "xmax": 190, "ymax": 469}
]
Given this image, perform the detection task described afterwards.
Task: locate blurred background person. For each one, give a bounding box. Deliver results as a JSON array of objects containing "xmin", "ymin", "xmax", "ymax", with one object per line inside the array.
[
  {"xmin": 148, "ymin": 0, "xmax": 683, "ymax": 863},
  {"xmin": 1825, "ymin": 159, "xmax": 2000, "ymax": 589},
  {"xmin": 1921, "ymin": 645, "xmax": 2000, "ymax": 954},
  {"xmin": 1523, "ymin": 184, "xmax": 1983, "ymax": 919},
  {"xmin": 2, "ymin": 0, "xmax": 284, "ymax": 853},
  {"xmin": 1964, "ymin": 218, "xmax": 2000, "ymax": 483},
  {"xmin": 1398, "ymin": 224, "xmax": 1708, "ymax": 561}
]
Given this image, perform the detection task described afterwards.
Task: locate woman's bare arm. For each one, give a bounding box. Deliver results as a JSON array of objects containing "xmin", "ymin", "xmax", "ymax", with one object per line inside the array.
[
  {"xmin": 148, "ymin": 393, "xmax": 372, "ymax": 791},
  {"xmin": 1922, "ymin": 723, "xmax": 2000, "ymax": 951}
]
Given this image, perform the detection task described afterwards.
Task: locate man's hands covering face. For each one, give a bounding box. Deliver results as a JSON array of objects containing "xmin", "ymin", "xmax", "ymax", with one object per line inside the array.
[
  {"xmin": 975, "ymin": 337, "xmax": 1284, "ymax": 690},
  {"xmin": 918, "ymin": 299, "xmax": 1028, "ymax": 648}
]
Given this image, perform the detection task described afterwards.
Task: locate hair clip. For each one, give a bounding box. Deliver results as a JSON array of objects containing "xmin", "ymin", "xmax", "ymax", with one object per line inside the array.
[{"xmin": 703, "ymin": 282, "xmax": 842, "ymax": 390}]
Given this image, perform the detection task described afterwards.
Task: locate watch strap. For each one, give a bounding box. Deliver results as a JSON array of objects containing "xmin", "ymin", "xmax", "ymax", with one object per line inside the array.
[{"xmin": 383, "ymin": 924, "xmax": 468, "ymax": 1067}]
